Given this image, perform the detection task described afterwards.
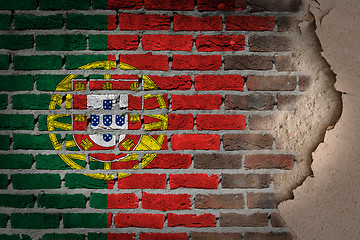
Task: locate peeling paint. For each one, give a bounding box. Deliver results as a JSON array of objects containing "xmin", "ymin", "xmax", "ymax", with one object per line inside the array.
[
  {"xmin": 279, "ymin": 0, "xmax": 360, "ymax": 239},
  {"xmin": 274, "ymin": 0, "xmax": 342, "ymax": 201}
]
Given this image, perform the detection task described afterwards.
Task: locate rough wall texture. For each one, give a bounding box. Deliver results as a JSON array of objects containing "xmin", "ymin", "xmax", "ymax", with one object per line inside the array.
[
  {"xmin": 279, "ymin": 0, "xmax": 360, "ymax": 239},
  {"xmin": 0, "ymin": 0, "xmax": 342, "ymax": 239}
]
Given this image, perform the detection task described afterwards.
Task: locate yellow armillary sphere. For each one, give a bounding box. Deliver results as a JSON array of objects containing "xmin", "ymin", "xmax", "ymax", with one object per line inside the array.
[{"xmin": 47, "ymin": 60, "xmax": 168, "ymax": 181}]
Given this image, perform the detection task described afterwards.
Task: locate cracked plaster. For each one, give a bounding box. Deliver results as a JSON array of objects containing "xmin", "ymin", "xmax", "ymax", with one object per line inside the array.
[{"xmin": 279, "ymin": 0, "xmax": 360, "ymax": 239}]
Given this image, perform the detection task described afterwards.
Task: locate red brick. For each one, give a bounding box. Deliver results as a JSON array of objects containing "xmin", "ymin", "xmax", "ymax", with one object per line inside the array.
[
  {"xmin": 222, "ymin": 174, "xmax": 271, "ymax": 188},
  {"xmin": 128, "ymin": 95, "xmax": 142, "ymax": 110},
  {"xmin": 226, "ymin": 16, "xmax": 275, "ymax": 31},
  {"xmin": 108, "ymin": 15, "xmax": 117, "ymax": 30},
  {"xmin": 248, "ymin": 0, "xmax": 300, "ymax": 12},
  {"xmin": 128, "ymin": 115, "xmax": 141, "ymax": 130},
  {"xmin": 270, "ymin": 212, "xmax": 287, "ymax": 227},
  {"xmin": 195, "ymin": 194, "xmax": 244, "ymax": 209},
  {"xmin": 171, "ymin": 134, "xmax": 221, "ymax": 151},
  {"xmin": 118, "ymin": 174, "xmax": 166, "ymax": 189},
  {"xmin": 169, "ymin": 114, "xmax": 194, "ymax": 130},
  {"xmin": 244, "ymin": 232, "xmax": 293, "ymax": 240},
  {"xmin": 172, "ymin": 95, "xmax": 222, "ymax": 110},
  {"xmin": 108, "ymin": 35, "xmax": 139, "ymax": 50},
  {"xmin": 108, "ymin": 213, "xmax": 112, "ymax": 227},
  {"xmin": 247, "ymin": 75, "xmax": 297, "ymax": 91},
  {"xmin": 225, "ymin": 94, "xmax": 275, "ymax": 110},
  {"xmin": 142, "ymin": 192, "xmax": 191, "ymax": 211},
  {"xmin": 191, "ymin": 232, "xmax": 242, "ymax": 240},
  {"xmin": 114, "ymin": 213, "xmax": 165, "ymax": 229},
  {"xmin": 72, "ymin": 95, "xmax": 86, "ymax": 109},
  {"xmin": 197, "ymin": 114, "xmax": 246, "ymax": 130},
  {"xmin": 73, "ymin": 115, "xmax": 87, "ymax": 130},
  {"xmin": 249, "ymin": 35, "xmax": 292, "ymax": 52},
  {"xmin": 120, "ymin": 53, "xmax": 168, "ymax": 71},
  {"xmin": 142, "ymin": 35, "xmax": 193, "ymax": 51},
  {"xmin": 142, "ymin": 153, "xmax": 192, "ymax": 169},
  {"xmin": 247, "ymin": 192, "xmax": 279, "ymax": 209},
  {"xmin": 197, "ymin": 0, "xmax": 246, "ymax": 10},
  {"xmin": 144, "ymin": 114, "xmax": 193, "ymax": 130},
  {"xmin": 224, "ymin": 55, "xmax": 273, "ymax": 70},
  {"xmin": 172, "ymin": 55, "xmax": 221, "ymax": 71},
  {"xmin": 107, "ymin": 193, "xmax": 139, "ymax": 209},
  {"xmin": 194, "ymin": 153, "xmax": 242, "ymax": 169},
  {"xmin": 108, "ymin": 54, "xmax": 116, "ymax": 63},
  {"xmin": 245, "ymin": 154, "xmax": 294, "ymax": 170},
  {"xmin": 145, "ymin": 75, "xmax": 191, "ymax": 90},
  {"xmin": 140, "ymin": 233, "xmax": 188, "ymax": 240},
  {"xmin": 196, "ymin": 35, "xmax": 245, "ymax": 52},
  {"xmin": 220, "ymin": 213, "xmax": 268, "ymax": 227},
  {"xmin": 195, "ymin": 75, "xmax": 244, "ymax": 91},
  {"xmin": 168, "ymin": 213, "xmax": 216, "ymax": 227},
  {"xmin": 144, "ymin": 94, "xmax": 169, "ymax": 110},
  {"xmin": 120, "ymin": 14, "xmax": 170, "ymax": 30},
  {"xmin": 107, "ymin": 0, "xmax": 142, "ymax": 10},
  {"xmin": 174, "ymin": 14, "xmax": 222, "ymax": 31},
  {"xmin": 144, "ymin": 0, "xmax": 194, "ymax": 10},
  {"xmin": 223, "ymin": 134, "xmax": 273, "ymax": 150},
  {"xmin": 169, "ymin": 174, "xmax": 219, "ymax": 189}
]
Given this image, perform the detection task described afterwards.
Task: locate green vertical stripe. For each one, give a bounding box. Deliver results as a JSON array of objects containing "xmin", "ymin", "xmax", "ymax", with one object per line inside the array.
[
  {"xmin": 0, "ymin": 15, "xmax": 11, "ymax": 29},
  {"xmin": 14, "ymin": 56, "xmax": 62, "ymax": 70},
  {"xmin": 0, "ymin": 174, "xmax": 8, "ymax": 189},
  {"xmin": 89, "ymin": 160, "xmax": 105, "ymax": 170},
  {"xmin": 63, "ymin": 213, "xmax": 108, "ymax": 228},
  {"xmin": 11, "ymin": 213, "xmax": 60, "ymax": 229},
  {"xmin": 0, "ymin": 75, "xmax": 34, "ymax": 91},
  {"xmin": 0, "ymin": 135, "xmax": 10, "ymax": 150},
  {"xmin": 65, "ymin": 55, "xmax": 109, "ymax": 69},
  {"xmin": 36, "ymin": 154, "xmax": 86, "ymax": 170},
  {"xmin": 0, "ymin": 194, "xmax": 34, "ymax": 208},
  {"xmin": 67, "ymin": 14, "xmax": 109, "ymax": 30},
  {"xmin": 64, "ymin": 135, "xmax": 80, "ymax": 151},
  {"xmin": 0, "ymin": 213, "xmax": 8, "ymax": 228},
  {"xmin": 37, "ymin": 194, "xmax": 86, "ymax": 209},
  {"xmin": 92, "ymin": 0, "xmax": 108, "ymax": 9},
  {"xmin": 89, "ymin": 193, "xmax": 108, "ymax": 209},
  {"xmin": 38, "ymin": 115, "xmax": 71, "ymax": 131},
  {"xmin": 65, "ymin": 174, "xmax": 109, "ymax": 189},
  {"xmin": 0, "ymin": 154, "xmax": 33, "ymax": 169},
  {"xmin": 36, "ymin": 75, "xmax": 85, "ymax": 91},
  {"xmin": 40, "ymin": 233, "xmax": 85, "ymax": 240},
  {"xmin": 13, "ymin": 134, "xmax": 61, "ymax": 150},
  {"xmin": 89, "ymin": 35, "xmax": 108, "ymax": 50},
  {"xmin": 0, "ymin": 55, "xmax": 10, "ymax": 69}
]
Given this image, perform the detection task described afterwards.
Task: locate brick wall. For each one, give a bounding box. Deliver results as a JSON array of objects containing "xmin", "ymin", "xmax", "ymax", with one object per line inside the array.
[{"xmin": 0, "ymin": 0, "xmax": 303, "ymax": 239}]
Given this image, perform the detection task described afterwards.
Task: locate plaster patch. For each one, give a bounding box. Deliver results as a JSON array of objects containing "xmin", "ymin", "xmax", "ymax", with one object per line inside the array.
[
  {"xmin": 273, "ymin": 0, "xmax": 342, "ymax": 201},
  {"xmin": 279, "ymin": 0, "xmax": 360, "ymax": 239}
]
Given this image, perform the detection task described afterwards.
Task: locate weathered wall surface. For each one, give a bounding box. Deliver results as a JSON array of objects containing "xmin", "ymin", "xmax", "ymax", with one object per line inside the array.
[
  {"xmin": 279, "ymin": 0, "xmax": 360, "ymax": 239},
  {"xmin": 0, "ymin": 0, "xmax": 352, "ymax": 239},
  {"xmin": 0, "ymin": 0, "xmax": 310, "ymax": 239}
]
